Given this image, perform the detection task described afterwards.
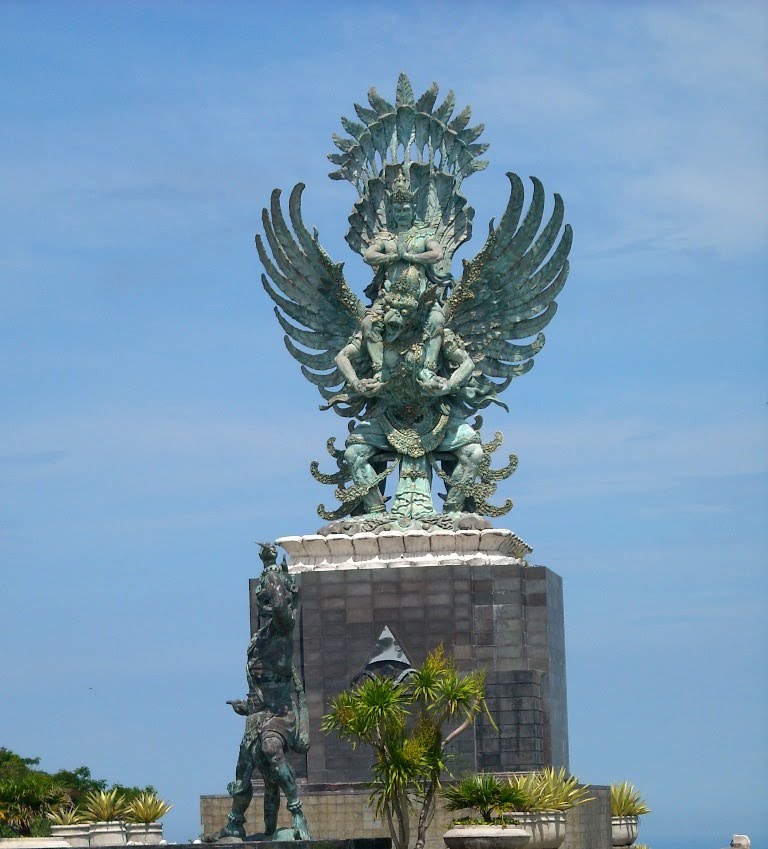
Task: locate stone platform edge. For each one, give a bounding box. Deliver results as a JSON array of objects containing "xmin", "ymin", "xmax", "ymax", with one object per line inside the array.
[
  {"xmin": 277, "ymin": 528, "xmax": 532, "ymax": 571},
  {"xmin": 49, "ymin": 843, "xmax": 390, "ymax": 849}
]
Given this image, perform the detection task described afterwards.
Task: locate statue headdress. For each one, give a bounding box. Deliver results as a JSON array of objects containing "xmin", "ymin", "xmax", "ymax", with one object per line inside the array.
[
  {"xmin": 389, "ymin": 172, "xmax": 414, "ymax": 204},
  {"xmin": 329, "ymin": 73, "xmax": 488, "ymax": 280}
]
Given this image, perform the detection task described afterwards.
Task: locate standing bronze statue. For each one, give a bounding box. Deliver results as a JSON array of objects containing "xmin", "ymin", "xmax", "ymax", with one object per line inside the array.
[
  {"xmin": 257, "ymin": 73, "xmax": 572, "ymax": 531},
  {"xmin": 206, "ymin": 543, "xmax": 310, "ymax": 842}
]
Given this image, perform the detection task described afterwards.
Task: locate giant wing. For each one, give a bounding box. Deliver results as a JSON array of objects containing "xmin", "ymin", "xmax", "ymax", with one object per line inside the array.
[
  {"xmin": 444, "ymin": 172, "xmax": 572, "ymax": 410},
  {"xmin": 256, "ymin": 184, "xmax": 366, "ymax": 411}
]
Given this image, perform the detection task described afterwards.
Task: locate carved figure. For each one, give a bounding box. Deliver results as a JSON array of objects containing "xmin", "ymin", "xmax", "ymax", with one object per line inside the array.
[
  {"xmin": 257, "ymin": 74, "xmax": 572, "ymax": 528},
  {"xmin": 206, "ymin": 543, "xmax": 310, "ymax": 841}
]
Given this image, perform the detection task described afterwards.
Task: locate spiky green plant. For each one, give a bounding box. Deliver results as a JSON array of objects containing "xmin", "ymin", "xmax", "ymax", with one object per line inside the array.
[
  {"xmin": 323, "ymin": 645, "xmax": 489, "ymax": 849},
  {"xmin": 48, "ymin": 805, "xmax": 87, "ymax": 825},
  {"xmin": 610, "ymin": 781, "xmax": 650, "ymax": 816},
  {"xmin": 534, "ymin": 767, "xmax": 593, "ymax": 811},
  {"xmin": 506, "ymin": 768, "xmax": 593, "ymax": 812},
  {"xmin": 125, "ymin": 793, "xmax": 172, "ymax": 824},
  {"xmin": 81, "ymin": 788, "xmax": 129, "ymax": 822},
  {"xmin": 442, "ymin": 774, "xmax": 526, "ymax": 824}
]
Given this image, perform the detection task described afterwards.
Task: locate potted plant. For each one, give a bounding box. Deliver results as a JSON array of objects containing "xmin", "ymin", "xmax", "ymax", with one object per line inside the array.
[
  {"xmin": 441, "ymin": 774, "xmax": 531, "ymax": 848},
  {"xmin": 610, "ymin": 782, "xmax": 650, "ymax": 847},
  {"xmin": 47, "ymin": 805, "xmax": 89, "ymax": 847},
  {"xmin": 503, "ymin": 767, "xmax": 593, "ymax": 849},
  {"xmin": 124, "ymin": 793, "xmax": 172, "ymax": 845},
  {"xmin": 82, "ymin": 789, "xmax": 129, "ymax": 846}
]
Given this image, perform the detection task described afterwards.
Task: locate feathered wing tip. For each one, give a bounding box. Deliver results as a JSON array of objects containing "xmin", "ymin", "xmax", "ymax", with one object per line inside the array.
[
  {"xmin": 328, "ymin": 73, "xmax": 488, "ymax": 194},
  {"xmin": 446, "ymin": 173, "xmax": 573, "ymax": 415},
  {"xmin": 257, "ymin": 183, "xmax": 365, "ymax": 404}
]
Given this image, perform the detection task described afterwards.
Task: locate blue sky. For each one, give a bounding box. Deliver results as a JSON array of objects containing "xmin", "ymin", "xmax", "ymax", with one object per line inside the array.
[{"xmin": 1, "ymin": 2, "xmax": 766, "ymax": 847}]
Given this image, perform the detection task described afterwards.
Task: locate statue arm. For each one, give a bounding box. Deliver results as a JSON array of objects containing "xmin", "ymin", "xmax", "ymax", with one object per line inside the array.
[
  {"xmin": 261, "ymin": 572, "xmax": 294, "ymax": 634},
  {"xmin": 401, "ymin": 236, "xmax": 443, "ymax": 266},
  {"xmin": 444, "ymin": 341, "xmax": 474, "ymax": 391},
  {"xmin": 363, "ymin": 237, "xmax": 394, "ymax": 267},
  {"xmin": 335, "ymin": 338, "xmax": 362, "ymax": 388}
]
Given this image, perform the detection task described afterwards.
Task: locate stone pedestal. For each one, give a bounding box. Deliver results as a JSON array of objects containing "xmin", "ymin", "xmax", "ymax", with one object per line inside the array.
[{"xmin": 260, "ymin": 528, "xmax": 568, "ymax": 784}]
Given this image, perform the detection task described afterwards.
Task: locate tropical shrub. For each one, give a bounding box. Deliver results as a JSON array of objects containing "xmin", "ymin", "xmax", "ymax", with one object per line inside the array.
[
  {"xmin": 0, "ymin": 748, "xmax": 158, "ymax": 836},
  {"xmin": 126, "ymin": 792, "xmax": 173, "ymax": 824},
  {"xmin": 442, "ymin": 774, "xmax": 526, "ymax": 824},
  {"xmin": 610, "ymin": 781, "xmax": 650, "ymax": 816},
  {"xmin": 48, "ymin": 804, "xmax": 87, "ymax": 825},
  {"xmin": 81, "ymin": 788, "xmax": 129, "ymax": 822},
  {"xmin": 323, "ymin": 645, "xmax": 490, "ymax": 849},
  {"xmin": 508, "ymin": 767, "xmax": 593, "ymax": 812},
  {"xmin": 0, "ymin": 774, "xmax": 68, "ymax": 836}
]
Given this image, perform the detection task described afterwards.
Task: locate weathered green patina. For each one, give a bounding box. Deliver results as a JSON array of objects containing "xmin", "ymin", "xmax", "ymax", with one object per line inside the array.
[
  {"xmin": 205, "ymin": 544, "xmax": 311, "ymax": 842},
  {"xmin": 258, "ymin": 74, "xmax": 571, "ymax": 530}
]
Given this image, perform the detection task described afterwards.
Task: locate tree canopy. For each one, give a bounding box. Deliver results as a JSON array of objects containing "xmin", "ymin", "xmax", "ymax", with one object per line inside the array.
[{"xmin": 0, "ymin": 748, "xmax": 155, "ymax": 837}]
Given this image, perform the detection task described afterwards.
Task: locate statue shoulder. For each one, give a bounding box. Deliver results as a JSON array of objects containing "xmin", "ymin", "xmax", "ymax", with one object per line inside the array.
[{"xmin": 413, "ymin": 221, "xmax": 437, "ymax": 238}]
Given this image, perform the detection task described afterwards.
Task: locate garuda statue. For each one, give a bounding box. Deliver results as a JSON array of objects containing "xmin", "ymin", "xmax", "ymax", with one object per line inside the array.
[{"xmin": 257, "ymin": 74, "xmax": 571, "ymax": 531}]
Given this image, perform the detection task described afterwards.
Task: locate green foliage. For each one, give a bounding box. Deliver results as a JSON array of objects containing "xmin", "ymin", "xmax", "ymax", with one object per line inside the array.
[
  {"xmin": 442, "ymin": 774, "xmax": 526, "ymax": 823},
  {"xmin": 0, "ymin": 773, "xmax": 67, "ymax": 836},
  {"xmin": 0, "ymin": 749, "xmax": 41, "ymax": 781},
  {"xmin": 508, "ymin": 767, "xmax": 593, "ymax": 812},
  {"xmin": 48, "ymin": 767, "xmax": 107, "ymax": 807},
  {"xmin": 81, "ymin": 789, "xmax": 130, "ymax": 822},
  {"xmin": 48, "ymin": 804, "xmax": 88, "ymax": 825},
  {"xmin": 323, "ymin": 645, "xmax": 488, "ymax": 849},
  {"xmin": 443, "ymin": 767, "xmax": 591, "ymax": 822},
  {"xmin": 125, "ymin": 792, "xmax": 173, "ymax": 824},
  {"xmin": 610, "ymin": 781, "xmax": 650, "ymax": 816},
  {"xmin": 0, "ymin": 748, "xmax": 162, "ymax": 835},
  {"xmin": 450, "ymin": 815, "xmax": 523, "ymax": 827}
]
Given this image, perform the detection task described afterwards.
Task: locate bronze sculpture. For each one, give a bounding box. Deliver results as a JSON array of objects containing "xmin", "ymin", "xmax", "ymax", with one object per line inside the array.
[{"xmin": 257, "ymin": 74, "xmax": 572, "ymax": 530}]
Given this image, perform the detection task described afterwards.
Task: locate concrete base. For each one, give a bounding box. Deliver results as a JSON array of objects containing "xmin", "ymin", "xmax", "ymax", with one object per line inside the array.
[
  {"xmin": 201, "ymin": 785, "xmax": 610, "ymax": 849},
  {"xmin": 266, "ymin": 528, "xmax": 568, "ymax": 783}
]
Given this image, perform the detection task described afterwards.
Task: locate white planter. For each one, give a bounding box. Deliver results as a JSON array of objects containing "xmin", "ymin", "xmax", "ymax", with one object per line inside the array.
[
  {"xmin": 50, "ymin": 825, "xmax": 90, "ymax": 847},
  {"xmin": 443, "ymin": 825, "xmax": 531, "ymax": 849},
  {"xmin": 504, "ymin": 812, "xmax": 566, "ymax": 849},
  {"xmin": 125, "ymin": 825, "xmax": 163, "ymax": 846},
  {"xmin": 89, "ymin": 822, "xmax": 126, "ymax": 847},
  {"xmin": 611, "ymin": 816, "xmax": 638, "ymax": 847}
]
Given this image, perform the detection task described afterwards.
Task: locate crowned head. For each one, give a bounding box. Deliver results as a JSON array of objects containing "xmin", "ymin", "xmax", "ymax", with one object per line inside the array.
[{"xmin": 389, "ymin": 172, "xmax": 415, "ymax": 229}]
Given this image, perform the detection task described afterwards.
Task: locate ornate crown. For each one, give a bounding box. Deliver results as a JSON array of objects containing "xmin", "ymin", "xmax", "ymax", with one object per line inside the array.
[{"xmin": 389, "ymin": 172, "xmax": 414, "ymax": 204}]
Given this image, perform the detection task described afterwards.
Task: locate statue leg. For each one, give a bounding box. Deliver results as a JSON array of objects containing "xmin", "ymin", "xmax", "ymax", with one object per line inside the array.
[
  {"xmin": 444, "ymin": 442, "xmax": 484, "ymax": 512},
  {"xmin": 250, "ymin": 746, "xmax": 280, "ymax": 836},
  {"xmin": 422, "ymin": 303, "xmax": 445, "ymax": 375},
  {"xmin": 260, "ymin": 732, "xmax": 311, "ymax": 839},
  {"xmin": 204, "ymin": 744, "xmax": 253, "ymax": 840},
  {"xmin": 344, "ymin": 441, "xmax": 386, "ymax": 513},
  {"xmin": 362, "ymin": 312, "xmax": 383, "ymax": 378}
]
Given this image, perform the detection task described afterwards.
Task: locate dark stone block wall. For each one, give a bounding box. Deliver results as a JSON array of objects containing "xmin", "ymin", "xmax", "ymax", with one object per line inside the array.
[{"xmin": 250, "ymin": 561, "xmax": 568, "ymax": 784}]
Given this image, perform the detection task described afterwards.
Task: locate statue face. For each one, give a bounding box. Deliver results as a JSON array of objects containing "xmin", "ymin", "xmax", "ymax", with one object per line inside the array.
[{"xmin": 392, "ymin": 201, "xmax": 414, "ymax": 228}]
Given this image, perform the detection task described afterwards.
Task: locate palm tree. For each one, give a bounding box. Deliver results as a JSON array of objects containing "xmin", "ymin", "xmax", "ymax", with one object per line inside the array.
[{"xmin": 323, "ymin": 645, "xmax": 490, "ymax": 849}]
